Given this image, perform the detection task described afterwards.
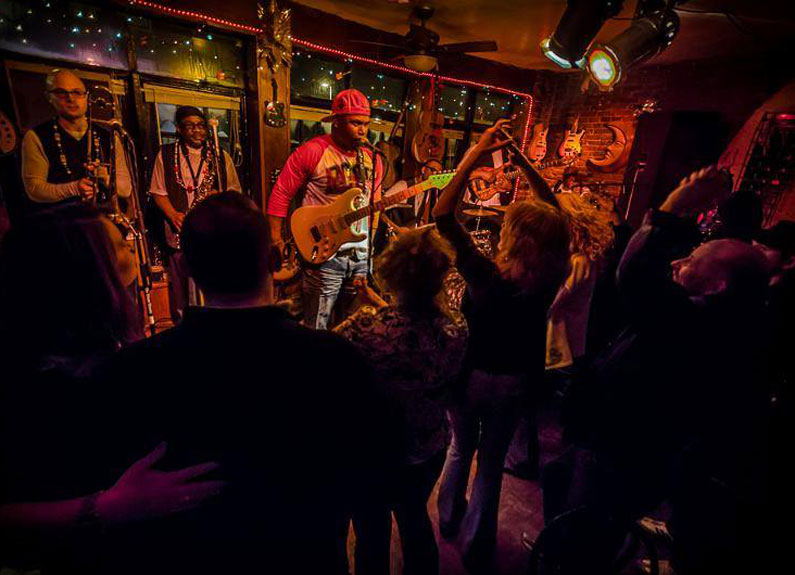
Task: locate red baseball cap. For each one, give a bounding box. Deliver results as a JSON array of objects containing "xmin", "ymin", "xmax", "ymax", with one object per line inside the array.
[{"xmin": 322, "ymin": 89, "xmax": 371, "ymax": 122}]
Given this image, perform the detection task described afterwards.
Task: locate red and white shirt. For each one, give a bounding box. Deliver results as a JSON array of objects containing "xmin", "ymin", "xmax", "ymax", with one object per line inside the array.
[{"xmin": 268, "ymin": 135, "xmax": 383, "ymax": 252}]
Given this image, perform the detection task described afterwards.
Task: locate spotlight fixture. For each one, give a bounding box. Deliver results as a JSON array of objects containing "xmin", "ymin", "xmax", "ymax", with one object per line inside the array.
[
  {"xmin": 541, "ymin": 0, "xmax": 624, "ymax": 69},
  {"xmin": 587, "ymin": 7, "xmax": 679, "ymax": 89}
]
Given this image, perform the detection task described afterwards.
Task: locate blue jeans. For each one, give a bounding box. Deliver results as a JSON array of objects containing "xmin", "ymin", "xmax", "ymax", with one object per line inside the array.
[
  {"xmin": 437, "ymin": 370, "xmax": 524, "ymax": 573},
  {"xmin": 302, "ymin": 251, "xmax": 368, "ymax": 329}
]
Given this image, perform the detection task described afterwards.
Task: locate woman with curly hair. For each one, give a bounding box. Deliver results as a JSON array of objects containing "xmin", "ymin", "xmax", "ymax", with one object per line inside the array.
[
  {"xmin": 546, "ymin": 193, "xmax": 615, "ymax": 370},
  {"xmin": 431, "ymin": 119, "xmax": 570, "ymax": 573},
  {"xmin": 335, "ymin": 227, "xmax": 467, "ymax": 575},
  {"xmin": 504, "ymin": 193, "xmax": 616, "ymax": 479}
]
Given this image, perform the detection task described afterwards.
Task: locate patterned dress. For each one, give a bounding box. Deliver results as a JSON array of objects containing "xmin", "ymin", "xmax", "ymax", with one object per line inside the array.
[{"xmin": 335, "ymin": 306, "xmax": 468, "ymax": 464}]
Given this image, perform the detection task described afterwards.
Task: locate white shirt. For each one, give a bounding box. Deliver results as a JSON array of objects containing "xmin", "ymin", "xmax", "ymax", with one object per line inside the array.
[{"xmin": 148, "ymin": 144, "xmax": 242, "ymax": 206}]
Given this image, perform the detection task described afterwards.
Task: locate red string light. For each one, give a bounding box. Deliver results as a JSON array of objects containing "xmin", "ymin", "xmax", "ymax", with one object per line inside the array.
[
  {"xmin": 127, "ymin": 1, "xmax": 262, "ymax": 33},
  {"xmin": 521, "ymin": 96, "xmax": 533, "ymax": 152},
  {"xmin": 127, "ymin": 0, "xmax": 534, "ymax": 101}
]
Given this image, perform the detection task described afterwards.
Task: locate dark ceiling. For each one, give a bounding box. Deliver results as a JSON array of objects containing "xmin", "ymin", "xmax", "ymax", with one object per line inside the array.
[{"xmin": 290, "ymin": 0, "xmax": 795, "ymax": 70}]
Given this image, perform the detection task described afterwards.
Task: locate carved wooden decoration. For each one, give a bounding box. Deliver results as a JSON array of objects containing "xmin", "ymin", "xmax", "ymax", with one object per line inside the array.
[{"xmin": 587, "ymin": 123, "xmax": 633, "ymax": 173}]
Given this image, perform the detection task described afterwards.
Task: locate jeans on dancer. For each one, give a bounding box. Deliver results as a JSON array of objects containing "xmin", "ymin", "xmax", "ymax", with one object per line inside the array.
[
  {"xmin": 437, "ymin": 370, "xmax": 524, "ymax": 573},
  {"xmin": 302, "ymin": 249, "xmax": 368, "ymax": 329},
  {"xmin": 393, "ymin": 450, "xmax": 447, "ymax": 575}
]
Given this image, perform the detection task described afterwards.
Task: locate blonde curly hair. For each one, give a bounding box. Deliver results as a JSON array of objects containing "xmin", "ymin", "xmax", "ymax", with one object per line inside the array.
[
  {"xmin": 375, "ymin": 227, "xmax": 455, "ymax": 316},
  {"xmin": 556, "ymin": 194, "xmax": 615, "ymax": 261},
  {"xmin": 497, "ymin": 200, "xmax": 570, "ymax": 295}
]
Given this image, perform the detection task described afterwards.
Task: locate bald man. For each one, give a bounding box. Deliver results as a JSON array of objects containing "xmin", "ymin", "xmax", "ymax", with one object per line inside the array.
[
  {"xmin": 21, "ymin": 69, "xmax": 131, "ymax": 207},
  {"xmin": 543, "ymin": 166, "xmax": 771, "ymax": 574}
]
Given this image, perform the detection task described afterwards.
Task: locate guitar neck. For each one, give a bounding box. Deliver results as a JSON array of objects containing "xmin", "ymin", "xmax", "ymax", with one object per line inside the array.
[{"xmin": 341, "ymin": 181, "xmax": 430, "ymax": 226}]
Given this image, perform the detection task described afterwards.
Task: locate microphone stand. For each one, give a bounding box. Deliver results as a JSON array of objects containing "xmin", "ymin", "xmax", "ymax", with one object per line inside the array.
[
  {"xmin": 358, "ymin": 139, "xmax": 387, "ymax": 276},
  {"xmin": 208, "ymin": 118, "xmax": 223, "ymax": 191},
  {"xmin": 112, "ymin": 122, "xmax": 157, "ymax": 336}
]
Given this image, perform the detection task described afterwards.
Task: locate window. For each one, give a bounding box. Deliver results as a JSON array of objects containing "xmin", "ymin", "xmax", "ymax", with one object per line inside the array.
[
  {"xmin": 473, "ymin": 92, "xmax": 513, "ymax": 125},
  {"xmin": 145, "ymin": 85, "xmax": 242, "ymax": 160},
  {"xmin": 131, "ymin": 21, "xmax": 245, "ymax": 89},
  {"xmin": 439, "ymin": 85, "xmax": 471, "ymax": 122},
  {"xmin": 5, "ymin": 61, "xmax": 124, "ymax": 133},
  {"xmin": 290, "ymin": 51, "xmax": 346, "ymax": 102},
  {"xmin": 0, "ymin": 1, "xmax": 129, "ymax": 69},
  {"xmin": 350, "ymin": 68, "xmax": 406, "ymax": 113}
]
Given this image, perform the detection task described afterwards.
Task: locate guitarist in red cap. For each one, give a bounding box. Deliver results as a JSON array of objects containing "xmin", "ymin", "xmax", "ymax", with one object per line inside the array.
[{"xmin": 268, "ymin": 89, "xmax": 383, "ymax": 329}]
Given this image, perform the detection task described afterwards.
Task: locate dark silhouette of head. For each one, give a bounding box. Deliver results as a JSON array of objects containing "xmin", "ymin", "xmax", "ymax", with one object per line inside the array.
[
  {"xmin": 181, "ymin": 192, "xmax": 272, "ymax": 306},
  {"xmin": 0, "ymin": 202, "xmax": 140, "ymax": 368}
]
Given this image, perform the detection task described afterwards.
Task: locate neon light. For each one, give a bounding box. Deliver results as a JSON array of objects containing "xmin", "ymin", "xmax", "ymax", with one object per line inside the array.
[{"xmin": 127, "ymin": 0, "xmax": 533, "ymax": 99}]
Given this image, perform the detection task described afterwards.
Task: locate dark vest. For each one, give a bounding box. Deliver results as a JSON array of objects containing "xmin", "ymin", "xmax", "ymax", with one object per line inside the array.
[
  {"xmin": 160, "ymin": 142, "xmax": 228, "ymax": 213},
  {"xmin": 32, "ymin": 119, "xmax": 111, "ymax": 185}
]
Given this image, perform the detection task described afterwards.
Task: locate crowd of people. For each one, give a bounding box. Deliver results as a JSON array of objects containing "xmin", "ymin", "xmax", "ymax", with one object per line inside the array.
[{"xmin": 0, "ymin": 78, "xmax": 792, "ymax": 575}]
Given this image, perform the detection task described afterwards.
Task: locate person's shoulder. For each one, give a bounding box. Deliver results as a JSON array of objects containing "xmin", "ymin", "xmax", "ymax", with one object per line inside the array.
[
  {"xmin": 291, "ymin": 320, "xmax": 362, "ymax": 356},
  {"xmin": 297, "ymin": 134, "xmax": 333, "ymax": 154},
  {"xmin": 22, "ymin": 127, "xmax": 42, "ymax": 144},
  {"xmin": 102, "ymin": 326, "xmax": 182, "ymax": 373},
  {"xmin": 156, "ymin": 142, "xmax": 176, "ymax": 155}
]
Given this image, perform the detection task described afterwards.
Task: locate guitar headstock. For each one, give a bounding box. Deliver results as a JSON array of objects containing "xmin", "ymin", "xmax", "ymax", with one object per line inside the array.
[{"xmin": 425, "ymin": 170, "xmax": 456, "ymax": 189}]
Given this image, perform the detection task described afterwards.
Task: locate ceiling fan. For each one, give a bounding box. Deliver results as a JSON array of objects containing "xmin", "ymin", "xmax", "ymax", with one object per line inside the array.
[{"xmin": 353, "ymin": 3, "xmax": 499, "ymax": 72}]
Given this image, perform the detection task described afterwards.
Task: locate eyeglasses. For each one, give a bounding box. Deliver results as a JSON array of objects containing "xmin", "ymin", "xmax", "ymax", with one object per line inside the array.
[
  {"xmin": 48, "ymin": 89, "xmax": 88, "ymax": 100},
  {"xmin": 180, "ymin": 122, "xmax": 207, "ymax": 131}
]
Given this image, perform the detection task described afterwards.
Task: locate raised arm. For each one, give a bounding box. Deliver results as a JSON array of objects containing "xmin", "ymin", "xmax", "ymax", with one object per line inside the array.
[
  {"xmin": 433, "ymin": 119, "xmax": 512, "ymax": 219},
  {"xmin": 617, "ymin": 166, "xmax": 732, "ymax": 323},
  {"xmin": 503, "ymin": 137, "xmax": 560, "ymax": 210}
]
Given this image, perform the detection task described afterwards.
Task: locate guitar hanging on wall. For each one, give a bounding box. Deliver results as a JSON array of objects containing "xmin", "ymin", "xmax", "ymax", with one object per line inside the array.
[
  {"xmin": 527, "ymin": 123, "xmax": 549, "ymax": 163},
  {"xmin": 468, "ymin": 156, "xmax": 575, "ymax": 201},
  {"xmin": 527, "ymin": 82, "xmax": 556, "ymax": 162},
  {"xmin": 558, "ymin": 116, "xmax": 585, "ymax": 157},
  {"xmin": 412, "ymin": 77, "xmax": 445, "ymax": 165}
]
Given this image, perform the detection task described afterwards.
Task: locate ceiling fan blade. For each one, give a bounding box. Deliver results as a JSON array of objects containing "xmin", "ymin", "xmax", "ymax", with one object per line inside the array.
[
  {"xmin": 438, "ymin": 40, "xmax": 498, "ymax": 54},
  {"xmin": 349, "ymin": 40, "xmax": 405, "ymax": 50}
]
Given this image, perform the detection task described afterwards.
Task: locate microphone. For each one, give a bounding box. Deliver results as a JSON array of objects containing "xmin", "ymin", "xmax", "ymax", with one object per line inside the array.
[
  {"xmin": 94, "ymin": 118, "xmax": 133, "ymax": 142},
  {"xmin": 358, "ymin": 138, "xmax": 387, "ymax": 156}
]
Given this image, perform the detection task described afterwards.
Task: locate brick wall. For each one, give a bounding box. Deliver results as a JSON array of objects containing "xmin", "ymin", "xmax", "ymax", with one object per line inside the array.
[{"xmin": 520, "ymin": 56, "xmax": 794, "ymax": 202}]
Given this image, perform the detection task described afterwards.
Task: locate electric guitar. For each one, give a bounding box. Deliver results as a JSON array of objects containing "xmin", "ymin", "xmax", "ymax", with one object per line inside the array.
[
  {"xmin": 290, "ymin": 171, "xmax": 455, "ymax": 264},
  {"xmin": 558, "ymin": 117, "xmax": 585, "ymax": 157},
  {"xmin": 527, "ymin": 123, "xmax": 549, "ymax": 162},
  {"xmin": 468, "ymin": 156, "xmax": 575, "ymax": 201}
]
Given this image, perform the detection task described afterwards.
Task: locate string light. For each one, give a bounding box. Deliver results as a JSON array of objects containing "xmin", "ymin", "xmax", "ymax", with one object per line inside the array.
[
  {"xmin": 127, "ymin": 1, "xmax": 262, "ymax": 34},
  {"xmin": 125, "ymin": 1, "xmax": 531, "ymax": 99}
]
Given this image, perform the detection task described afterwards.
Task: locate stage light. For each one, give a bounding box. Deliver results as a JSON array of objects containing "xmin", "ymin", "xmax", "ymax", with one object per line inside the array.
[
  {"xmin": 541, "ymin": 0, "xmax": 624, "ymax": 69},
  {"xmin": 587, "ymin": 47, "xmax": 618, "ymax": 87},
  {"xmin": 587, "ymin": 9, "xmax": 679, "ymax": 89}
]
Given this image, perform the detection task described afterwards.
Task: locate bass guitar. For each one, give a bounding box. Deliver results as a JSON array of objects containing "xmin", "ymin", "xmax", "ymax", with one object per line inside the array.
[
  {"xmin": 468, "ymin": 156, "xmax": 575, "ymax": 201},
  {"xmin": 291, "ymin": 171, "xmax": 455, "ymax": 264}
]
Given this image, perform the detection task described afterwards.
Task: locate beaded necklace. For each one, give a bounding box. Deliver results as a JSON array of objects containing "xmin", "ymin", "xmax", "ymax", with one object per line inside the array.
[
  {"xmin": 174, "ymin": 141, "xmax": 216, "ymax": 207},
  {"xmin": 51, "ymin": 119, "xmax": 99, "ymax": 178}
]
